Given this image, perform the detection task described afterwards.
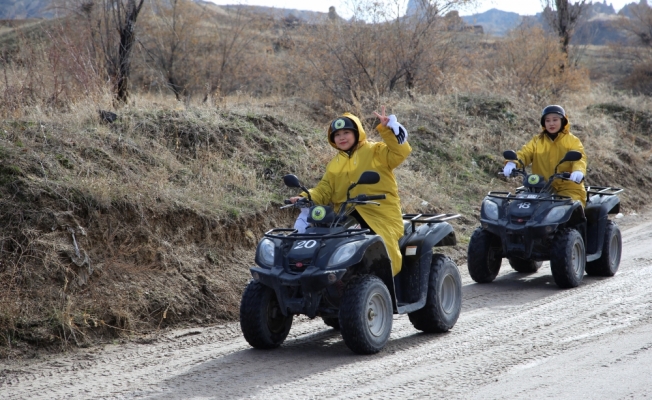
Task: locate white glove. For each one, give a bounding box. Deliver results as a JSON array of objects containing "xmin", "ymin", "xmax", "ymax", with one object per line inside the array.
[
  {"xmin": 387, "ymin": 115, "xmax": 408, "ymax": 144},
  {"xmin": 503, "ymin": 162, "xmax": 516, "ymax": 177},
  {"xmin": 569, "ymin": 171, "xmax": 584, "ymax": 183},
  {"xmin": 294, "ymin": 208, "xmax": 310, "ymax": 233}
]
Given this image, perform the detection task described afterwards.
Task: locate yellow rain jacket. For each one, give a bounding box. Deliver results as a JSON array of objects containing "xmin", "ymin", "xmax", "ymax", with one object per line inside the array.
[
  {"xmin": 302, "ymin": 113, "xmax": 412, "ymax": 276},
  {"xmin": 515, "ymin": 121, "xmax": 587, "ymax": 206}
]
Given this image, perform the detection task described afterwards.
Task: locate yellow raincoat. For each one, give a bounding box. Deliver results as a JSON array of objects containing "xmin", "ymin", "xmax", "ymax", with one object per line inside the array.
[
  {"xmin": 515, "ymin": 120, "xmax": 587, "ymax": 207},
  {"xmin": 301, "ymin": 113, "xmax": 412, "ymax": 276}
]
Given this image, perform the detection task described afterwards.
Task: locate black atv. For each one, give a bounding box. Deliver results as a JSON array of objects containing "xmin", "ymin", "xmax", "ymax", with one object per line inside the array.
[
  {"xmin": 239, "ymin": 171, "xmax": 463, "ymax": 354},
  {"xmin": 467, "ymin": 150, "xmax": 623, "ymax": 289}
]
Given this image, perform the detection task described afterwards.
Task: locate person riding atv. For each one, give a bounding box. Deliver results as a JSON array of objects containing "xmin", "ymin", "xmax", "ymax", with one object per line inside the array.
[
  {"xmin": 467, "ymin": 106, "xmax": 623, "ymax": 288},
  {"xmin": 239, "ymin": 171, "xmax": 463, "ymax": 354},
  {"xmin": 503, "ymin": 105, "xmax": 587, "ymax": 206},
  {"xmin": 290, "ymin": 107, "xmax": 411, "ymax": 277}
]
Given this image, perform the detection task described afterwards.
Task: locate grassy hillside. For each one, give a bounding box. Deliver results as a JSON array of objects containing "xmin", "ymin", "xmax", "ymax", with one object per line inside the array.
[{"xmin": 1, "ymin": 88, "xmax": 651, "ymax": 357}]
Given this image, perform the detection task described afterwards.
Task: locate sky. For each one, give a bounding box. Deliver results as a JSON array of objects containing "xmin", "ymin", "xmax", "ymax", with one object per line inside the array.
[{"xmin": 204, "ymin": 0, "xmax": 636, "ymax": 17}]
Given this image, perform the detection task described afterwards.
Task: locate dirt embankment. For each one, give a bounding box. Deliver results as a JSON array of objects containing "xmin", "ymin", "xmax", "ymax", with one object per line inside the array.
[{"xmin": 1, "ymin": 97, "xmax": 651, "ymax": 357}]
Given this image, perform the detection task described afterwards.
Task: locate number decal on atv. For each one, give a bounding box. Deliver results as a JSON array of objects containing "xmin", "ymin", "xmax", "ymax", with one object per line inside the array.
[
  {"xmin": 294, "ymin": 240, "xmax": 317, "ymax": 249},
  {"xmin": 518, "ymin": 202, "xmax": 531, "ymax": 209}
]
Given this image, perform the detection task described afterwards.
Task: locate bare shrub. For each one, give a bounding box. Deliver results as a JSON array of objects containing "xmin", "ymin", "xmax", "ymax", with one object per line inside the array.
[
  {"xmin": 478, "ymin": 25, "xmax": 590, "ymax": 98},
  {"xmin": 285, "ymin": 0, "xmax": 473, "ymax": 108}
]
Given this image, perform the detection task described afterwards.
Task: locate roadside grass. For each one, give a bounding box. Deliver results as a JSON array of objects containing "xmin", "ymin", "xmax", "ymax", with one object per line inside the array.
[{"xmin": 1, "ymin": 63, "xmax": 652, "ymax": 357}]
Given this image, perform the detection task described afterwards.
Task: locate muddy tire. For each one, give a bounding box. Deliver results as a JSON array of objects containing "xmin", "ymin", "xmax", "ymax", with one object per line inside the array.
[
  {"xmin": 408, "ymin": 255, "xmax": 462, "ymax": 333},
  {"xmin": 239, "ymin": 280, "xmax": 293, "ymax": 349},
  {"xmin": 550, "ymin": 228, "xmax": 586, "ymax": 288},
  {"xmin": 339, "ymin": 275, "xmax": 393, "ymax": 355},
  {"xmin": 467, "ymin": 228, "xmax": 502, "ymax": 283},
  {"xmin": 586, "ymin": 221, "xmax": 621, "ymax": 277},
  {"xmin": 322, "ymin": 316, "xmax": 340, "ymax": 330},
  {"xmin": 508, "ymin": 257, "xmax": 543, "ymax": 273}
]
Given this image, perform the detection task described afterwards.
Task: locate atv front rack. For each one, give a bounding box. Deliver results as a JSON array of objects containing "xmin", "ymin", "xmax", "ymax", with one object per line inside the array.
[
  {"xmin": 264, "ymin": 227, "xmax": 371, "ymax": 240},
  {"xmin": 486, "ymin": 191, "xmax": 572, "ymax": 203},
  {"xmin": 402, "ymin": 213, "xmax": 461, "ymax": 230}
]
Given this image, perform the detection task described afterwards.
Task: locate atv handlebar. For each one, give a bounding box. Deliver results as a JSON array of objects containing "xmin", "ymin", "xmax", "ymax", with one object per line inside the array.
[{"xmin": 356, "ymin": 194, "xmax": 386, "ymax": 201}]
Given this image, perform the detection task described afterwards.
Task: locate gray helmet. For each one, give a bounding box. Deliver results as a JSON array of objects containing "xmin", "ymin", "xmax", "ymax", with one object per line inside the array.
[{"xmin": 540, "ymin": 105, "xmax": 567, "ymax": 127}]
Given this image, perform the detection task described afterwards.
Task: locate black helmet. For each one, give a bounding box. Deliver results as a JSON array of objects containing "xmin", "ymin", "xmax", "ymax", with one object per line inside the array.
[
  {"xmin": 329, "ymin": 117, "xmax": 358, "ymax": 143},
  {"xmin": 540, "ymin": 105, "xmax": 567, "ymax": 127}
]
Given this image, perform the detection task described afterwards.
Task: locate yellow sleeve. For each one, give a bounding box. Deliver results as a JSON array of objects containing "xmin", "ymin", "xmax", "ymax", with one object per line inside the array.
[
  {"xmin": 375, "ymin": 124, "xmax": 412, "ymax": 170},
  {"xmin": 515, "ymin": 135, "xmax": 538, "ymax": 168}
]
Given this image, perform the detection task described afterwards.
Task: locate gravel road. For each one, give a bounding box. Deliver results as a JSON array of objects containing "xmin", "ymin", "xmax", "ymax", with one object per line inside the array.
[{"xmin": 2, "ymin": 213, "xmax": 651, "ymax": 399}]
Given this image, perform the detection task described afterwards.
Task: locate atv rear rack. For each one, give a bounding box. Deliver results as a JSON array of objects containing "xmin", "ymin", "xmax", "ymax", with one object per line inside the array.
[
  {"xmin": 402, "ymin": 213, "xmax": 461, "ymax": 230},
  {"xmin": 585, "ymin": 186, "xmax": 623, "ymax": 196}
]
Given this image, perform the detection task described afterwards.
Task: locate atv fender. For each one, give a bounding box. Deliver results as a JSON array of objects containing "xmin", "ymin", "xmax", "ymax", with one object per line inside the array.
[
  {"xmin": 395, "ymin": 222, "xmax": 456, "ymax": 314},
  {"xmin": 585, "ymin": 195, "xmax": 621, "ymax": 261}
]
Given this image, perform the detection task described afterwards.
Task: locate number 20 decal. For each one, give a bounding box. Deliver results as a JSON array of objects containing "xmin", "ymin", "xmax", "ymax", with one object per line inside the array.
[{"xmin": 294, "ymin": 240, "xmax": 317, "ymax": 249}]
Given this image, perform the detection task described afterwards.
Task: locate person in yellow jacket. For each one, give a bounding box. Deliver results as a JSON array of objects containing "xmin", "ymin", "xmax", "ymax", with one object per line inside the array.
[
  {"xmin": 503, "ymin": 105, "xmax": 588, "ymax": 206},
  {"xmin": 289, "ymin": 106, "xmax": 412, "ymax": 276}
]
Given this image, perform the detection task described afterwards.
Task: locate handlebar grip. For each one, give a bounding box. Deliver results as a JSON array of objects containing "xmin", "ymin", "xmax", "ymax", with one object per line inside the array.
[
  {"xmin": 359, "ymin": 194, "xmax": 386, "ymax": 201},
  {"xmin": 284, "ymin": 199, "xmax": 292, "ymax": 204},
  {"xmin": 561, "ymin": 172, "xmax": 570, "ymax": 179}
]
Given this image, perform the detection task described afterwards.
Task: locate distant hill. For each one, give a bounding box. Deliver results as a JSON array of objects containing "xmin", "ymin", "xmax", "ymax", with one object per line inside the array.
[
  {"xmin": 0, "ymin": 0, "xmax": 55, "ymax": 19},
  {"xmin": 461, "ymin": 8, "xmax": 525, "ymax": 36}
]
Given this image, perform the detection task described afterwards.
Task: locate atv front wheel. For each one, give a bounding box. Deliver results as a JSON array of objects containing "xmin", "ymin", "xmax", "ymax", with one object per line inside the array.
[
  {"xmin": 467, "ymin": 228, "xmax": 502, "ymax": 283},
  {"xmin": 586, "ymin": 220, "xmax": 621, "ymax": 277},
  {"xmin": 508, "ymin": 257, "xmax": 543, "ymax": 273},
  {"xmin": 550, "ymin": 228, "xmax": 586, "ymax": 288},
  {"xmin": 239, "ymin": 280, "xmax": 293, "ymax": 349},
  {"xmin": 408, "ymin": 254, "xmax": 462, "ymax": 333},
  {"xmin": 339, "ymin": 275, "xmax": 393, "ymax": 355},
  {"xmin": 322, "ymin": 316, "xmax": 340, "ymax": 330}
]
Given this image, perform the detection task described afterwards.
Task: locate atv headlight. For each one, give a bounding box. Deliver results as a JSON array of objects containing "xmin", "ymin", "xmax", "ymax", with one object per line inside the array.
[
  {"xmin": 328, "ymin": 242, "xmax": 358, "ymax": 267},
  {"xmin": 483, "ymin": 200, "xmax": 499, "ymax": 220},
  {"xmin": 543, "ymin": 205, "xmax": 571, "ymax": 223},
  {"xmin": 257, "ymin": 238, "xmax": 275, "ymax": 267}
]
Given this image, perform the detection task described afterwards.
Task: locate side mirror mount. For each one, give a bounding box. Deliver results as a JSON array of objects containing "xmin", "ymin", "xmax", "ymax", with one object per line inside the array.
[
  {"xmin": 555, "ymin": 150, "xmax": 582, "ymax": 174},
  {"xmin": 357, "ymin": 171, "xmax": 381, "ymax": 185},
  {"xmin": 561, "ymin": 150, "xmax": 582, "ymax": 163},
  {"xmin": 283, "ymin": 174, "xmax": 301, "ymax": 188},
  {"xmin": 503, "ymin": 150, "xmax": 518, "ymax": 161}
]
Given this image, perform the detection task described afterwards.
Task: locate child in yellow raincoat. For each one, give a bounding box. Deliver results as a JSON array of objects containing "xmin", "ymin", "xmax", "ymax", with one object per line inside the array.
[
  {"xmin": 290, "ymin": 107, "xmax": 412, "ymax": 276},
  {"xmin": 503, "ymin": 105, "xmax": 588, "ymax": 206}
]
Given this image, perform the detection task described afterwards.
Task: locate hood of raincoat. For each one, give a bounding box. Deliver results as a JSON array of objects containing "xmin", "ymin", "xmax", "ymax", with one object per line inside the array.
[{"xmin": 327, "ymin": 113, "xmax": 367, "ymax": 153}]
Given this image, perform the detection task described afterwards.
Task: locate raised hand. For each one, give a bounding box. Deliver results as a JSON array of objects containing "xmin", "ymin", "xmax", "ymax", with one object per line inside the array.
[{"xmin": 374, "ymin": 105, "xmax": 389, "ymax": 126}]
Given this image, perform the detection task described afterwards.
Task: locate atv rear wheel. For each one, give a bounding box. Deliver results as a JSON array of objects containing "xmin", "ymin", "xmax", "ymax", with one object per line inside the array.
[
  {"xmin": 586, "ymin": 220, "xmax": 621, "ymax": 277},
  {"xmin": 508, "ymin": 257, "xmax": 543, "ymax": 273},
  {"xmin": 550, "ymin": 228, "xmax": 586, "ymax": 288},
  {"xmin": 322, "ymin": 316, "xmax": 340, "ymax": 330},
  {"xmin": 408, "ymin": 254, "xmax": 462, "ymax": 333},
  {"xmin": 239, "ymin": 280, "xmax": 293, "ymax": 349},
  {"xmin": 339, "ymin": 275, "xmax": 393, "ymax": 355},
  {"xmin": 467, "ymin": 228, "xmax": 502, "ymax": 283}
]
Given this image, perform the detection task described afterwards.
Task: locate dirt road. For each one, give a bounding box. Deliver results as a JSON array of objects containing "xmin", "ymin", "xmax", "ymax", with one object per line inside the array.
[{"xmin": 2, "ymin": 213, "xmax": 652, "ymax": 399}]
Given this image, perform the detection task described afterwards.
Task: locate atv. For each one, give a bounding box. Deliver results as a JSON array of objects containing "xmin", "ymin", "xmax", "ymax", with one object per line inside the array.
[
  {"xmin": 467, "ymin": 150, "xmax": 623, "ymax": 289},
  {"xmin": 239, "ymin": 171, "xmax": 463, "ymax": 354}
]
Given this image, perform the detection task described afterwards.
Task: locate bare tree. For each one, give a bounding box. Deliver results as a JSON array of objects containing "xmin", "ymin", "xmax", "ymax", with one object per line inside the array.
[
  {"xmin": 616, "ymin": 1, "xmax": 652, "ymax": 47},
  {"xmin": 541, "ymin": 0, "xmax": 588, "ymax": 56},
  {"xmin": 59, "ymin": 0, "xmax": 146, "ymax": 102},
  {"xmin": 138, "ymin": 0, "xmax": 203, "ymax": 101}
]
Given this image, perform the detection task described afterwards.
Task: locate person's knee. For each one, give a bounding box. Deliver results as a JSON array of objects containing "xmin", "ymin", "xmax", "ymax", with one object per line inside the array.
[{"xmin": 294, "ymin": 208, "xmax": 310, "ymax": 233}]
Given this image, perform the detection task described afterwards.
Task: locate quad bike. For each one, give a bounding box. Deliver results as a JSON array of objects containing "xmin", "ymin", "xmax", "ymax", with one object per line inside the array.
[
  {"xmin": 467, "ymin": 150, "xmax": 623, "ymax": 289},
  {"xmin": 239, "ymin": 171, "xmax": 463, "ymax": 355}
]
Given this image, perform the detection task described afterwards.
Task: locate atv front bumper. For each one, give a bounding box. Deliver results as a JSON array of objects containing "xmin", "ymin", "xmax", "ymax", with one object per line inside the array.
[
  {"xmin": 250, "ymin": 266, "xmax": 347, "ymax": 317},
  {"xmin": 482, "ymin": 219, "xmax": 558, "ymax": 260}
]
